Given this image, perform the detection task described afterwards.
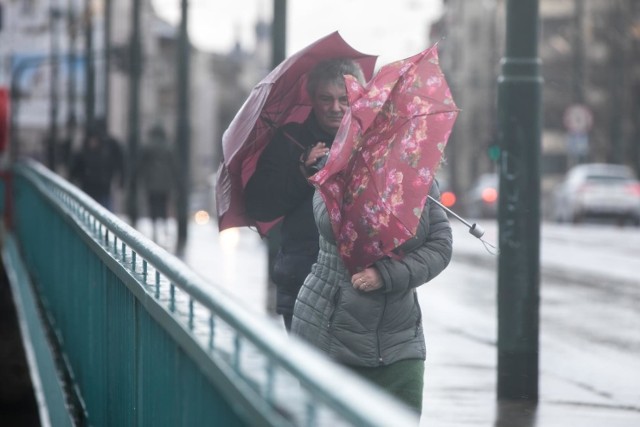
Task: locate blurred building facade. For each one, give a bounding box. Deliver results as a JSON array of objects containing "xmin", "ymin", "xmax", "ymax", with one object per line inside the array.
[
  {"xmin": 0, "ymin": 0, "xmax": 270, "ymax": 215},
  {"xmin": 0, "ymin": 0, "xmax": 78, "ymax": 161},
  {"xmin": 429, "ymin": 0, "xmax": 500, "ymax": 208},
  {"xmin": 431, "ymin": 0, "xmax": 640, "ymax": 213}
]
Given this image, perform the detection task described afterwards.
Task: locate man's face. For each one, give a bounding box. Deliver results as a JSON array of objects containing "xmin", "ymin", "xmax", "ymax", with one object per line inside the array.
[{"xmin": 311, "ymin": 81, "xmax": 349, "ymax": 135}]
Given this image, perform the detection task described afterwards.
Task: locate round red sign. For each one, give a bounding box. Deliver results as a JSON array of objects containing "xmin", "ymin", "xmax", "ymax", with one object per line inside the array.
[{"xmin": 563, "ymin": 104, "xmax": 593, "ymax": 133}]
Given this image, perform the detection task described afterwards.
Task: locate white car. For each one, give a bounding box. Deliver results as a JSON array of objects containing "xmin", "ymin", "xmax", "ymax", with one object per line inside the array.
[{"xmin": 552, "ymin": 163, "xmax": 640, "ymax": 225}]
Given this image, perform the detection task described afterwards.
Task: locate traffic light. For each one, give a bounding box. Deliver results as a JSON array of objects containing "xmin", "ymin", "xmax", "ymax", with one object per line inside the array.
[{"xmin": 487, "ymin": 144, "xmax": 501, "ymax": 161}]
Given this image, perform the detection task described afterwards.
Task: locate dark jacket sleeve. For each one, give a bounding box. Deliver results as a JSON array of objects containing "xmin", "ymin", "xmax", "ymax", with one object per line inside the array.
[
  {"xmin": 244, "ymin": 129, "xmax": 313, "ymax": 222},
  {"xmin": 374, "ymin": 181, "xmax": 453, "ymax": 293}
]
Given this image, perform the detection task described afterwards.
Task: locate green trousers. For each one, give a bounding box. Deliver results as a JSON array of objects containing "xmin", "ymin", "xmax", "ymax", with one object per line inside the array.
[{"xmin": 349, "ymin": 359, "xmax": 425, "ymax": 415}]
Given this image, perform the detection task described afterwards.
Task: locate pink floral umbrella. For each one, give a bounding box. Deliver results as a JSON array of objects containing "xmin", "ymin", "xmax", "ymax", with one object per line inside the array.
[{"xmin": 309, "ymin": 44, "xmax": 459, "ymax": 274}]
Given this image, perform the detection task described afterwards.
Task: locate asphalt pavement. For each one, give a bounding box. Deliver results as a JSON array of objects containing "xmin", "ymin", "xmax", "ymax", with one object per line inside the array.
[{"xmin": 141, "ymin": 217, "xmax": 640, "ymax": 427}]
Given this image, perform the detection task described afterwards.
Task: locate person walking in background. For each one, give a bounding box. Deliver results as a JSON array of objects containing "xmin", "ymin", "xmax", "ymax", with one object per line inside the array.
[
  {"xmin": 69, "ymin": 127, "xmax": 124, "ymax": 211},
  {"xmin": 139, "ymin": 125, "xmax": 177, "ymax": 243},
  {"xmin": 244, "ymin": 58, "xmax": 366, "ymax": 332},
  {"xmin": 94, "ymin": 117, "xmax": 126, "ymax": 202}
]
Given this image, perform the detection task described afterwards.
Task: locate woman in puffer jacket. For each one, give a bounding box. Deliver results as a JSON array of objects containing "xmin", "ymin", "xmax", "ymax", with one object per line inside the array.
[{"xmin": 291, "ymin": 181, "xmax": 452, "ymax": 415}]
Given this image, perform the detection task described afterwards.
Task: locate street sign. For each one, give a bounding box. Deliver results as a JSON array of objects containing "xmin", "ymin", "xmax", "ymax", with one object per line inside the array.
[
  {"xmin": 567, "ymin": 133, "xmax": 589, "ymax": 156},
  {"xmin": 564, "ymin": 104, "xmax": 593, "ymax": 133}
]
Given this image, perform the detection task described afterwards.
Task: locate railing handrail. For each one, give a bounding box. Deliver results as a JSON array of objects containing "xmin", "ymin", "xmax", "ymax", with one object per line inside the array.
[{"xmin": 14, "ymin": 159, "xmax": 419, "ymax": 427}]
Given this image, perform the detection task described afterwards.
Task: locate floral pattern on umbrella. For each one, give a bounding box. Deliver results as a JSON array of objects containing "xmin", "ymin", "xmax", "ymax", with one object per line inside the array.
[{"xmin": 310, "ymin": 44, "xmax": 459, "ymax": 274}]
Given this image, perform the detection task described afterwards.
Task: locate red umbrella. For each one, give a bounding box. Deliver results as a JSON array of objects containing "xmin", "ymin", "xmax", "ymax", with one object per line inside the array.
[
  {"xmin": 215, "ymin": 31, "xmax": 377, "ymax": 234},
  {"xmin": 309, "ymin": 44, "xmax": 459, "ymax": 274}
]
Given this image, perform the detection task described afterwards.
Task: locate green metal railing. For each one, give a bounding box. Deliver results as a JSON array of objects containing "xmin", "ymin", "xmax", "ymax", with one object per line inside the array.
[{"xmin": 6, "ymin": 160, "xmax": 418, "ymax": 427}]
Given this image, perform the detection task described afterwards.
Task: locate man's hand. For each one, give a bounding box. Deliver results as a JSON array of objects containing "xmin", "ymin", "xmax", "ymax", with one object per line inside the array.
[{"xmin": 302, "ymin": 142, "xmax": 330, "ymax": 168}]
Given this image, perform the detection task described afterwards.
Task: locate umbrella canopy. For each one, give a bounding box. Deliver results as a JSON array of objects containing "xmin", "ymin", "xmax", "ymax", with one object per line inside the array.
[
  {"xmin": 216, "ymin": 31, "xmax": 377, "ymax": 234},
  {"xmin": 309, "ymin": 44, "xmax": 459, "ymax": 274}
]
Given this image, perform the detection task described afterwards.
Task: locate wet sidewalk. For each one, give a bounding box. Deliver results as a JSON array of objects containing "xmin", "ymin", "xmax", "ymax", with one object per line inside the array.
[{"xmin": 143, "ymin": 218, "xmax": 640, "ymax": 427}]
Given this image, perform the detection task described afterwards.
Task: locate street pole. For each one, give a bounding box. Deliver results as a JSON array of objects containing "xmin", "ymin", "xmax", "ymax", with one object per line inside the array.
[
  {"xmin": 126, "ymin": 0, "xmax": 142, "ymax": 225},
  {"xmin": 272, "ymin": 0, "xmax": 286, "ymax": 69},
  {"xmin": 570, "ymin": 0, "xmax": 588, "ymax": 167},
  {"xmin": 496, "ymin": 0, "xmax": 542, "ymax": 401},
  {"xmin": 66, "ymin": 0, "xmax": 78, "ymax": 165},
  {"xmin": 103, "ymin": 0, "xmax": 111, "ymax": 124},
  {"xmin": 175, "ymin": 0, "xmax": 190, "ymax": 255},
  {"xmin": 610, "ymin": 3, "xmax": 626, "ymax": 164},
  {"xmin": 264, "ymin": 0, "xmax": 287, "ymax": 314},
  {"xmin": 48, "ymin": 5, "xmax": 62, "ymax": 170},
  {"xmin": 83, "ymin": 0, "xmax": 95, "ymax": 134},
  {"xmin": 572, "ymin": 0, "xmax": 585, "ymax": 104}
]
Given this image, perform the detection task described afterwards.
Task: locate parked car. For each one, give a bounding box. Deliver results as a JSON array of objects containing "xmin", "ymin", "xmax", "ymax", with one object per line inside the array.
[
  {"xmin": 551, "ymin": 163, "xmax": 640, "ymax": 225},
  {"xmin": 465, "ymin": 173, "xmax": 499, "ymax": 219}
]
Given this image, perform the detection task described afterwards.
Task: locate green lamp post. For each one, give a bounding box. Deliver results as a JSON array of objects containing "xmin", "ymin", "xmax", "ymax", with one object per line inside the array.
[{"xmin": 496, "ymin": 0, "xmax": 543, "ymax": 401}]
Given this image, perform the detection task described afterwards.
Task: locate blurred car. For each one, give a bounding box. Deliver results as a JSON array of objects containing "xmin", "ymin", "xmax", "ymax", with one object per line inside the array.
[
  {"xmin": 465, "ymin": 173, "xmax": 499, "ymax": 219},
  {"xmin": 552, "ymin": 163, "xmax": 640, "ymax": 225}
]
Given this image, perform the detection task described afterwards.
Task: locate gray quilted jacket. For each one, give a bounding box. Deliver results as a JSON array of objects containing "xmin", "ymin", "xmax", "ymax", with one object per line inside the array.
[{"xmin": 291, "ymin": 182, "xmax": 453, "ymax": 367}]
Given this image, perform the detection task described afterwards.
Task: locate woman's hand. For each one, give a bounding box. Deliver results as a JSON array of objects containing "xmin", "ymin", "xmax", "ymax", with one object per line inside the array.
[{"xmin": 351, "ymin": 267, "xmax": 382, "ymax": 292}]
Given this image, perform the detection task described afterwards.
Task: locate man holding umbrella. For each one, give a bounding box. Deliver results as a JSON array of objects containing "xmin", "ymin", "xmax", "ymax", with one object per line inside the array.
[{"xmin": 244, "ymin": 59, "xmax": 366, "ymax": 332}]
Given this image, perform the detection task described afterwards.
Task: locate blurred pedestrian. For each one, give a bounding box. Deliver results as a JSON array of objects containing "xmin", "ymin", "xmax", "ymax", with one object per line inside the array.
[
  {"xmin": 244, "ymin": 58, "xmax": 366, "ymax": 332},
  {"xmin": 69, "ymin": 127, "xmax": 124, "ymax": 211},
  {"xmin": 94, "ymin": 117, "xmax": 125, "ymax": 185},
  {"xmin": 138, "ymin": 125, "xmax": 177, "ymax": 242}
]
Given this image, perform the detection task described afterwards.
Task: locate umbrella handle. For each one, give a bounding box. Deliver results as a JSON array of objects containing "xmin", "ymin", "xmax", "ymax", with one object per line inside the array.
[{"xmin": 427, "ymin": 195, "xmax": 485, "ymax": 238}]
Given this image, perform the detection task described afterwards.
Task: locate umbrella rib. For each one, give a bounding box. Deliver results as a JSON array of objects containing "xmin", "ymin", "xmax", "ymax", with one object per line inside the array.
[
  {"xmin": 258, "ymin": 117, "xmax": 306, "ymax": 150},
  {"xmin": 282, "ymin": 130, "xmax": 306, "ymax": 150}
]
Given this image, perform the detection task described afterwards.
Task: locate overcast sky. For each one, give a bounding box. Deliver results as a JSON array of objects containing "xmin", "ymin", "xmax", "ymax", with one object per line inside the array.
[{"xmin": 152, "ymin": 0, "xmax": 443, "ymax": 66}]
